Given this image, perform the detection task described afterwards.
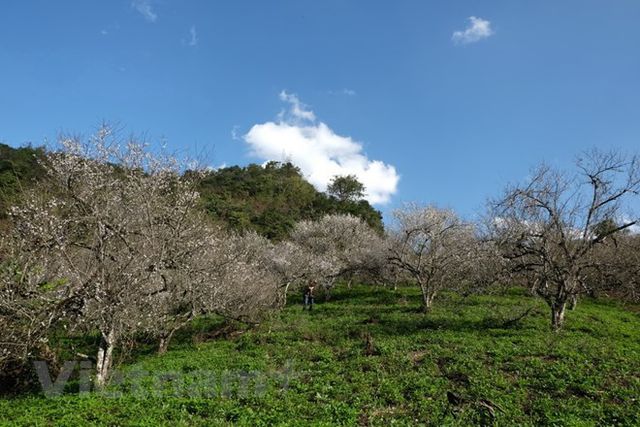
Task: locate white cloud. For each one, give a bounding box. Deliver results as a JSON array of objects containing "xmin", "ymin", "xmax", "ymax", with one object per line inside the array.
[
  {"xmin": 244, "ymin": 91, "xmax": 399, "ymax": 204},
  {"xmin": 452, "ymin": 16, "xmax": 493, "ymax": 45},
  {"xmin": 188, "ymin": 25, "xmax": 198, "ymax": 46},
  {"xmin": 100, "ymin": 29, "xmax": 108, "ymax": 36},
  {"xmin": 278, "ymin": 91, "xmax": 316, "ymax": 122},
  {"xmin": 132, "ymin": 0, "xmax": 157, "ymax": 23}
]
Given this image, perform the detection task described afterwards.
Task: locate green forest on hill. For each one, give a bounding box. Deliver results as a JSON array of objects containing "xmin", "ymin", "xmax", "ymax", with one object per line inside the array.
[{"xmin": 0, "ymin": 143, "xmax": 382, "ymax": 239}]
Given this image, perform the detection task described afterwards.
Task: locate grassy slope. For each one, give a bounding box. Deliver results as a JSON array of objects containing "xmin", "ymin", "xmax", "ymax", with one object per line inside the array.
[{"xmin": 1, "ymin": 286, "xmax": 639, "ymax": 426}]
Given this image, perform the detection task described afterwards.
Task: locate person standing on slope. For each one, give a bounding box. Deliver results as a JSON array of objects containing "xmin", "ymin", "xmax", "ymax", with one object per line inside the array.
[{"xmin": 303, "ymin": 281, "xmax": 316, "ymax": 311}]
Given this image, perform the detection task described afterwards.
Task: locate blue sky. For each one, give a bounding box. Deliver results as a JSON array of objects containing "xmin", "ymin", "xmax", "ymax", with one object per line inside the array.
[{"xmin": 1, "ymin": 1, "xmax": 639, "ymax": 220}]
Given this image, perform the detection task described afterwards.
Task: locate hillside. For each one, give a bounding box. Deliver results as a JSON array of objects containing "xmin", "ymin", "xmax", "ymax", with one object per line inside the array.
[
  {"xmin": 1, "ymin": 285, "xmax": 638, "ymax": 426},
  {"xmin": 0, "ymin": 144, "xmax": 383, "ymax": 239},
  {"xmin": 0, "ymin": 143, "xmax": 46, "ymax": 221},
  {"xmin": 198, "ymin": 162, "xmax": 383, "ymax": 240}
]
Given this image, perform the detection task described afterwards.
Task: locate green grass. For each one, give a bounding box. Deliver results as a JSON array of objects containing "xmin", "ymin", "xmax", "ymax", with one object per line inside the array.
[{"xmin": 1, "ymin": 285, "xmax": 639, "ymax": 426}]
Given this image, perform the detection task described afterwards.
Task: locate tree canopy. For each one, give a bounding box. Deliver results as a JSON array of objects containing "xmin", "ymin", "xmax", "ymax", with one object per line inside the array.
[{"xmin": 327, "ymin": 174, "xmax": 366, "ymax": 202}]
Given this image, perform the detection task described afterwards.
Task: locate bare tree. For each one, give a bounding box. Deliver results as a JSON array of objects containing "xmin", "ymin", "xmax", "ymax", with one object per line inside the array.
[
  {"xmin": 289, "ymin": 214, "xmax": 387, "ymax": 295},
  {"xmin": 584, "ymin": 233, "xmax": 640, "ymax": 304},
  {"xmin": 9, "ymin": 126, "xmax": 209, "ymax": 386},
  {"xmin": 142, "ymin": 227, "xmax": 282, "ymax": 355},
  {"xmin": 489, "ymin": 150, "xmax": 640, "ymax": 330},
  {"xmin": 208, "ymin": 231, "xmax": 281, "ymax": 323},
  {"xmin": 388, "ymin": 204, "xmax": 475, "ymax": 312},
  {"xmin": 141, "ymin": 221, "xmax": 224, "ymax": 355},
  {"xmin": 462, "ymin": 238, "xmax": 507, "ymax": 296},
  {"xmin": 267, "ymin": 240, "xmax": 317, "ymax": 307},
  {"xmin": 0, "ymin": 235, "xmax": 68, "ymax": 386}
]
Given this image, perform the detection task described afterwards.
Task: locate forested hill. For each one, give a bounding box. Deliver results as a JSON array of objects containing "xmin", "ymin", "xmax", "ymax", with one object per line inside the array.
[
  {"xmin": 197, "ymin": 162, "xmax": 383, "ymax": 239},
  {"xmin": 0, "ymin": 143, "xmax": 46, "ymax": 221},
  {"xmin": 0, "ymin": 144, "xmax": 383, "ymax": 238}
]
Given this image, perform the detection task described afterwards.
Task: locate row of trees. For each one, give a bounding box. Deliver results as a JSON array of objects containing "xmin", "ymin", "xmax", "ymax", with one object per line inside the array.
[
  {"xmin": 298, "ymin": 159, "xmax": 639, "ymax": 329},
  {"xmin": 1, "ymin": 127, "xmax": 638, "ymax": 390},
  {"xmin": 385, "ymin": 150, "xmax": 640, "ymax": 331}
]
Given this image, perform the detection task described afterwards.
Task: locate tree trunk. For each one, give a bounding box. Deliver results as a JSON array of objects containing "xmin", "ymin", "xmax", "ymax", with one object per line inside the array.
[
  {"xmin": 419, "ymin": 282, "xmax": 435, "ymax": 313},
  {"xmin": 568, "ymin": 294, "xmax": 578, "ymax": 310},
  {"xmin": 158, "ymin": 337, "xmax": 169, "ymax": 355},
  {"xmin": 423, "ymin": 293, "xmax": 436, "ymax": 312},
  {"xmin": 95, "ymin": 328, "xmax": 115, "ymax": 388},
  {"xmin": 281, "ymin": 282, "xmax": 291, "ymax": 307},
  {"xmin": 158, "ymin": 328, "xmax": 178, "ymax": 355},
  {"xmin": 550, "ymin": 301, "xmax": 567, "ymax": 331}
]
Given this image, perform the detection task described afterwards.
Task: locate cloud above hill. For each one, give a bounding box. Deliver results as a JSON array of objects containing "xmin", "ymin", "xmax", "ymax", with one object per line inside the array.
[{"xmin": 244, "ymin": 91, "xmax": 399, "ymax": 204}]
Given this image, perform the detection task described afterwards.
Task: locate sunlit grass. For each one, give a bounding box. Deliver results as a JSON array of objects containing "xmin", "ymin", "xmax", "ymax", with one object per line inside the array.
[{"xmin": 1, "ymin": 285, "xmax": 639, "ymax": 426}]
